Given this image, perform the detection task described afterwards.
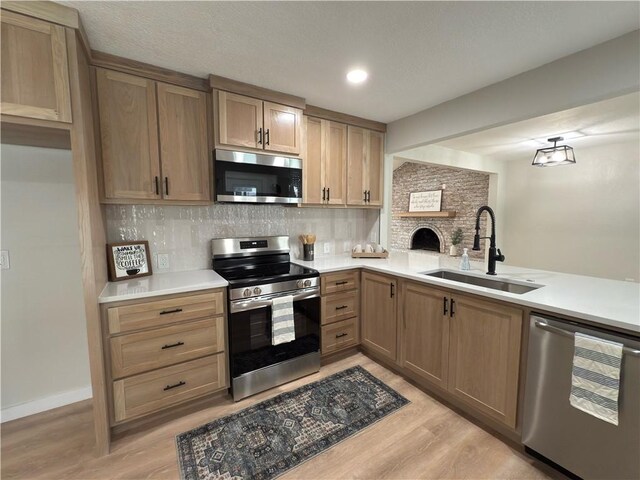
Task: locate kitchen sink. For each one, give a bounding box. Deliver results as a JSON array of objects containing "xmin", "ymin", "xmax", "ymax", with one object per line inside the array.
[{"xmin": 422, "ymin": 270, "xmax": 542, "ymax": 294}]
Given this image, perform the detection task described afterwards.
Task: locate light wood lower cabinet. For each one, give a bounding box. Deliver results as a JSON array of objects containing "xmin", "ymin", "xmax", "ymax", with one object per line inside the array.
[
  {"xmin": 102, "ymin": 288, "xmax": 228, "ymax": 425},
  {"xmin": 399, "ymin": 282, "xmax": 449, "ymax": 390},
  {"xmin": 397, "ymin": 280, "xmax": 523, "ymax": 429},
  {"xmin": 110, "ymin": 316, "xmax": 225, "ymax": 379},
  {"xmin": 361, "ymin": 271, "xmax": 397, "ymax": 361},
  {"xmin": 320, "ymin": 270, "xmax": 360, "ymax": 356},
  {"xmin": 447, "ymin": 293, "xmax": 522, "ymax": 429},
  {"xmin": 321, "ymin": 318, "xmax": 359, "ymax": 355},
  {"xmin": 113, "ymin": 353, "xmax": 226, "ymax": 423}
]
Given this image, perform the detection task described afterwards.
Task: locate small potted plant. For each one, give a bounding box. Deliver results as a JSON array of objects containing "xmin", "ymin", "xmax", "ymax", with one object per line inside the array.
[{"xmin": 450, "ymin": 228, "xmax": 463, "ymax": 256}]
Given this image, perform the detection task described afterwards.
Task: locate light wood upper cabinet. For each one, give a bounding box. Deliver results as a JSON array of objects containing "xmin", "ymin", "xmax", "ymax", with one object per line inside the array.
[
  {"xmin": 263, "ymin": 101, "xmax": 302, "ymax": 154},
  {"xmin": 302, "ymin": 116, "xmax": 346, "ymax": 205},
  {"xmin": 303, "ymin": 116, "xmax": 324, "ymax": 204},
  {"xmin": 157, "ymin": 83, "xmax": 210, "ymax": 201},
  {"xmin": 96, "ymin": 68, "xmax": 210, "ymax": 203},
  {"xmin": 346, "ymin": 126, "xmax": 384, "ymax": 207},
  {"xmin": 217, "ymin": 91, "xmax": 262, "ymax": 150},
  {"xmin": 1, "ymin": 10, "xmax": 72, "ymax": 123},
  {"xmin": 217, "ymin": 91, "xmax": 302, "ymax": 155},
  {"xmin": 400, "ymin": 281, "xmax": 450, "ymax": 390},
  {"xmin": 361, "ymin": 271, "xmax": 397, "ymax": 362},
  {"xmin": 448, "ymin": 294, "xmax": 523, "ymax": 428},
  {"xmin": 96, "ymin": 69, "xmax": 160, "ymax": 200}
]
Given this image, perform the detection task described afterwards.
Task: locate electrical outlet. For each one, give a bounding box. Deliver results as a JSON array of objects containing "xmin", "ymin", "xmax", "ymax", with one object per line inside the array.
[
  {"xmin": 323, "ymin": 242, "xmax": 331, "ymax": 254},
  {"xmin": 343, "ymin": 241, "xmax": 351, "ymax": 253},
  {"xmin": 0, "ymin": 250, "xmax": 10, "ymax": 270},
  {"xmin": 157, "ymin": 253, "xmax": 170, "ymax": 269}
]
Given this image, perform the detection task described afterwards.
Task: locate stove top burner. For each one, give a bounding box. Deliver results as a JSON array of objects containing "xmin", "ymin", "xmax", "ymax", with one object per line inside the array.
[
  {"xmin": 211, "ymin": 235, "xmax": 319, "ymax": 289},
  {"xmin": 216, "ymin": 261, "xmax": 318, "ymax": 288}
]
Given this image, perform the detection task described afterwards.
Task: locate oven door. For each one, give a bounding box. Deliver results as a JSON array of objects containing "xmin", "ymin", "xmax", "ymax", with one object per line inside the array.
[
  {"xmin": 228, "ymin": 290, "xmax": 320, "ymax": 379},
  {"xmin": 215, "ymin": 149, "xmax": 302, "ymax": 204}
]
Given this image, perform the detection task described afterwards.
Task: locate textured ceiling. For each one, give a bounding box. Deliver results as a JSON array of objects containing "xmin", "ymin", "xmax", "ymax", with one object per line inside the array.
[
  {"xmin": 436, "ymin": 92, "xmax": 640, "ymax": 161},
  {"xmin": 63, "ymin": 1, "xmax": 640, "ymax": 122}
]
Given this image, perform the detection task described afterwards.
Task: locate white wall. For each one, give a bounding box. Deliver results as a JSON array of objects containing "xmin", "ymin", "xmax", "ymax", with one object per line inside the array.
[
  {"xmin": 386, "ymin": 31, "xmax": 640, "ymax": 153},
  {"xmin": 1, "ymin": 144, "xmax": 91, "ymax": 421},
  {"xmin": 501, "ymin": 140, "xmax": 640, "ymax": 281}
]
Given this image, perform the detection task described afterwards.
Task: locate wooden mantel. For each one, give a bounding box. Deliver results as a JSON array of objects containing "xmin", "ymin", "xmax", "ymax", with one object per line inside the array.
[{"xmin": 394, "ymin": 211, "xmax": 457, "ymax": 218}]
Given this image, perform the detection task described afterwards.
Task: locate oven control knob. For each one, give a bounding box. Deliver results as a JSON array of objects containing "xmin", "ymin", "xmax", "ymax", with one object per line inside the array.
[
  {"xmin": 243, "ymin": 288, "xmax": 252, "ymax": 297},
  {"xmin": 253, "ymin": 287, "xmax": 262, "ymax": 295},
  {"xmin": 303, "ymin": 279, "xmax": 312, "ymax": 287},
  {"xmin": 297, "ymin": 279, "xmax": 304, "ymax": 289}
]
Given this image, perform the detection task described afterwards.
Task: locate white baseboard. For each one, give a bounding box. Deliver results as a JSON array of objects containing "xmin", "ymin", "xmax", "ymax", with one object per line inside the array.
[{"xmin": 1, "ymin": 386, "xmax": 93, "ymax": 423}]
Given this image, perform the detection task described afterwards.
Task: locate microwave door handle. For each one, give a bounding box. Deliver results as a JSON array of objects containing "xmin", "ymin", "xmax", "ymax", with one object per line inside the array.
[{"xmin": 230, "ymin": 290, "xmax": 320, "ymax": 314}]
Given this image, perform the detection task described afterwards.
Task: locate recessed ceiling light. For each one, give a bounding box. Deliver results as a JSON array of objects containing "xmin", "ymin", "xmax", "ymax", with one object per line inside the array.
[{"xmin": 346, "ymin": 69, "xmax": 368, "ymax": 84}]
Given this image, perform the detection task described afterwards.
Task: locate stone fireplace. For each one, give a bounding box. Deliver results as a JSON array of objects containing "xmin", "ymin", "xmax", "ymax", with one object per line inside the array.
[
  {"xmin": 391, "ymin": 161, "xmax": 490, "ymax": 258},
  {"xmin": 409, "ymin": 225, "xmax": 445, "ymax": 253}
]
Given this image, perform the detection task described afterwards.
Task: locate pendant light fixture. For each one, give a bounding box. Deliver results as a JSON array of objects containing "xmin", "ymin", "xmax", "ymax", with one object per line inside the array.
[{"xmin": 532, "ymin": 136, "xmax": 576, "ymax": 167}]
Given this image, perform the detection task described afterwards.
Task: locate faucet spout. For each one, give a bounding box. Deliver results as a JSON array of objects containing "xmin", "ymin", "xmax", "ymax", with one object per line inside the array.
[{"xmin": 472, "ymin": 205, "xmax": 504, "ymax": 275}]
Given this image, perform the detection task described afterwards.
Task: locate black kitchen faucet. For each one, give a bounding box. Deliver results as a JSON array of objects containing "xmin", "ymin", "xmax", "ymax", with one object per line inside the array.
[{"xmin": 472, "ymin": 205, "xmax": 505, "ymax": 275}]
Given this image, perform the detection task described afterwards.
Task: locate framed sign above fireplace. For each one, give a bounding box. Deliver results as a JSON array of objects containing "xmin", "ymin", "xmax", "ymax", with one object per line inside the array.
[{"xmin": 408, "ymin": 190, "xmax": 442, "ymax": 212}]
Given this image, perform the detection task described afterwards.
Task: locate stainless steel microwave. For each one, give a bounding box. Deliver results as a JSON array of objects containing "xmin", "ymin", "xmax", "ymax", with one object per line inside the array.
[{"xmin": 214, "ymin": 149, "xmax": 302, "ymax": 204}]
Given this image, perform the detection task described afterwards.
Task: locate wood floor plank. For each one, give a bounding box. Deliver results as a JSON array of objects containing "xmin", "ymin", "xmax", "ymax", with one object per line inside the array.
[{"xmin": 1, "ymin": 353, "xmax": 556, "ymax": 480}]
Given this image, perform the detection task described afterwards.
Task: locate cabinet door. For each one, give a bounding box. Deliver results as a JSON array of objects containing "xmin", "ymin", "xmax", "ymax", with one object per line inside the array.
[
  {"xmin": 263, "ymin": 101, "xmax": 302, "ymax": 155},
  {"xmin": 346, "ymin": 126, "xmax": 366, "ymax": 206},
  {"xmin": 1, "ymin": 11, "xmax": 71, "ymax": 123},
  {"xmin": 217, "ymin": 91, "xmax": 262, "ymax": 150},
  {"xmin": 323, "ymin": 121, "xmax": 347, "ymax": 205},
  {"xmin": 366, "ymin": 131, "xmax": 384, "ymax": 206},
  {"xmin": 96, "ymin": 68, "xmax": 160, "ymax": 200},
  {"xmin": 303, "ymin": 116, "xmax": 324, "ymax": 204},
  {"xmin": 448, "ymin": 294, "xmax": 523, "ymax": 428},
  {"xmin": 157, "ymin": 83, "xmax": 210, "ymax": 201},
  {"xmin": 361, "ymin": 271, "xmax": 397, "ymax": 361},
  {"xmin": 400, "ymin": 282, "xmax": 449, "ymax": 389}
]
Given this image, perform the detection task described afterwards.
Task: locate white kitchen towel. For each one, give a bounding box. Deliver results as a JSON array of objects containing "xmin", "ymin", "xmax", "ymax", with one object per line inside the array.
[
  {"xmin": 271, "ymin": 295, "xmax": 295, "ymax": 346},
  {"xmin": 570, "ymin": 332, "xmax": 623, "ymax": 425}
]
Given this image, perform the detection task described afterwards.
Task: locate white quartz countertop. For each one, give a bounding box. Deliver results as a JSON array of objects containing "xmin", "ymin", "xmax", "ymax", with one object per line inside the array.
[
  {"xmin": 293, "ymin": 251, "xmax": 640, "ymax": 335},
  {"xmin": 99, "ymin": 269, "xmax": 228, "ymax": 303}
]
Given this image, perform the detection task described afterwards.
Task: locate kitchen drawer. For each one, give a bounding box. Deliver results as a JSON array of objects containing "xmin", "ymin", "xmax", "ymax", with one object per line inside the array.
[
  {"xmin": 321, "ymin": 317, "xmax": 359, "ymax": 355},
  {"xmin": 321, "ymin": 270, "xmax": 359, "ymax": 295},
  {"xmin": 110, "ymin": 317, "xmax": 225, "ymax": 379},
  {"xmin": 112, "ymin": 353, "xmax": 226, "ymax": 423},
  {"xmin": 107, "ymin": 291, "xmax": 224, "ymax": 334},
  {"xmin": 322, "ymin": 290, "xmax": 359, "ymax": 325}
]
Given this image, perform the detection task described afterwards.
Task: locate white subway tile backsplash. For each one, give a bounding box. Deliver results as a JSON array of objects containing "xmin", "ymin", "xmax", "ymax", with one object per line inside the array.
[{"xmin": 106, "ymin": 204, "xmax": 379, "ymax": 272}]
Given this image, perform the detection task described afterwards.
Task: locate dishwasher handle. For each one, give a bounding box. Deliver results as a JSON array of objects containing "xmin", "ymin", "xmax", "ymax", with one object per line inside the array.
[{"xmin": 534, "ymin": 320, "xmax": 640, "ymax": 357}]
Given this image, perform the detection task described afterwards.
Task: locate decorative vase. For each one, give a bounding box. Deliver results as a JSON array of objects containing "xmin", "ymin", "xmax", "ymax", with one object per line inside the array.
[{"xmin": 449, "ymin": 245, "xmax": 458, "ymax": 256}]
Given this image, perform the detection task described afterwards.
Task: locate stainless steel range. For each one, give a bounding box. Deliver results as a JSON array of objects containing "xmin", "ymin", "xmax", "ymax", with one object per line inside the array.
[{"xmin": 211, "ymin": 236, "xmax": 320, "ymax": 401}]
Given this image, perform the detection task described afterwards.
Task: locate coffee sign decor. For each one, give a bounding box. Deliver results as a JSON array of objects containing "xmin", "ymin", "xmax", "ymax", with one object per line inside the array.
[
  {"xmin": 107, "ymin": 241, "xmax": 152, "ymax": 281},
  {"xmin": 408, "ymin": 190, "xmax": 443, "ymax": 212}
]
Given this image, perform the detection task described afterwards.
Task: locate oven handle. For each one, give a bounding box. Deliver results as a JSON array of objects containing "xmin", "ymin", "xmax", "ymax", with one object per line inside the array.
[{"xmin": 229, "ymin": 289, "xmax": 320, "ymax": 314}]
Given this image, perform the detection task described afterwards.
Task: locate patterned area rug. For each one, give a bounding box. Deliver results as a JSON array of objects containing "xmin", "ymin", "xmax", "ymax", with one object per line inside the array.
[{"xmin": 176, "ymin": 365, "xmax": 409, "ymax": 480}]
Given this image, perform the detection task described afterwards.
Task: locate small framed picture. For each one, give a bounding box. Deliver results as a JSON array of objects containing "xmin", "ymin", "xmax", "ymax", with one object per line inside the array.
[
  {"xmin": 107, "ymin": 241, "xmax": 153, "ymax": 282},
  {"xmin": 408, "ymin": 190, "xmax": 443, "ymax": 212}
]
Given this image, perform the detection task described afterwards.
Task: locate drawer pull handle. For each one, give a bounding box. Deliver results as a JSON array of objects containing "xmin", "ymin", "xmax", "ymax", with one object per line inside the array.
[
  {"xmin": 335, "ymin": 281, "xmax": 348, "ymax": 286},
  {"xmin": 335, "ymin": 333, "xmax": 348, "ymax": 338},
  {"xmin": 161, "ymin": 341, "xmax": 184, "ymax": 350},
  {"xmin": 160, "ymin": 308, "xmax": 183, "ymax": 315},
  {"xmin": 163, "ymin": 380, "xmax": 186, "ymax": 391},
  {"xmin": 335, "ymin": 305, "xmax": 348, "ymax": 310}
]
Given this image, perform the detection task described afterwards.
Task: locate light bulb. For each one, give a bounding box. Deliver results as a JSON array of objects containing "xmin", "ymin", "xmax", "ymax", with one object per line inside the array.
[{"xmin": 346, "ymin": 69, "xmax": 368, "ymax": 84}]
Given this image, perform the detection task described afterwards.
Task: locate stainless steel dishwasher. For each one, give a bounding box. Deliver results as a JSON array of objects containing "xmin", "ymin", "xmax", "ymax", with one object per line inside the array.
[{"xmin": 523, "ymin": 314, "xmax": 640, "ymax": 480}]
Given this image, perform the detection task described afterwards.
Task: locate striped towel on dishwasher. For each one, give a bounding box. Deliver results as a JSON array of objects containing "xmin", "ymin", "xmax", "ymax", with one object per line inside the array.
[
  {"xmin": 570, "ymin": 332, "xmax": 623, "ymax": 425},
  {"xmin": 272, "ymin": 295, "xmax": 295, "ymax": 346}
]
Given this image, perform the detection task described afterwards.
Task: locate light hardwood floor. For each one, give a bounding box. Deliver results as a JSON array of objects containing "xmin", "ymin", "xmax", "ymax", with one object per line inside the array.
[{"xmin": 1, "ymin": 352, "xmax": 557, "ymax": 479}]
